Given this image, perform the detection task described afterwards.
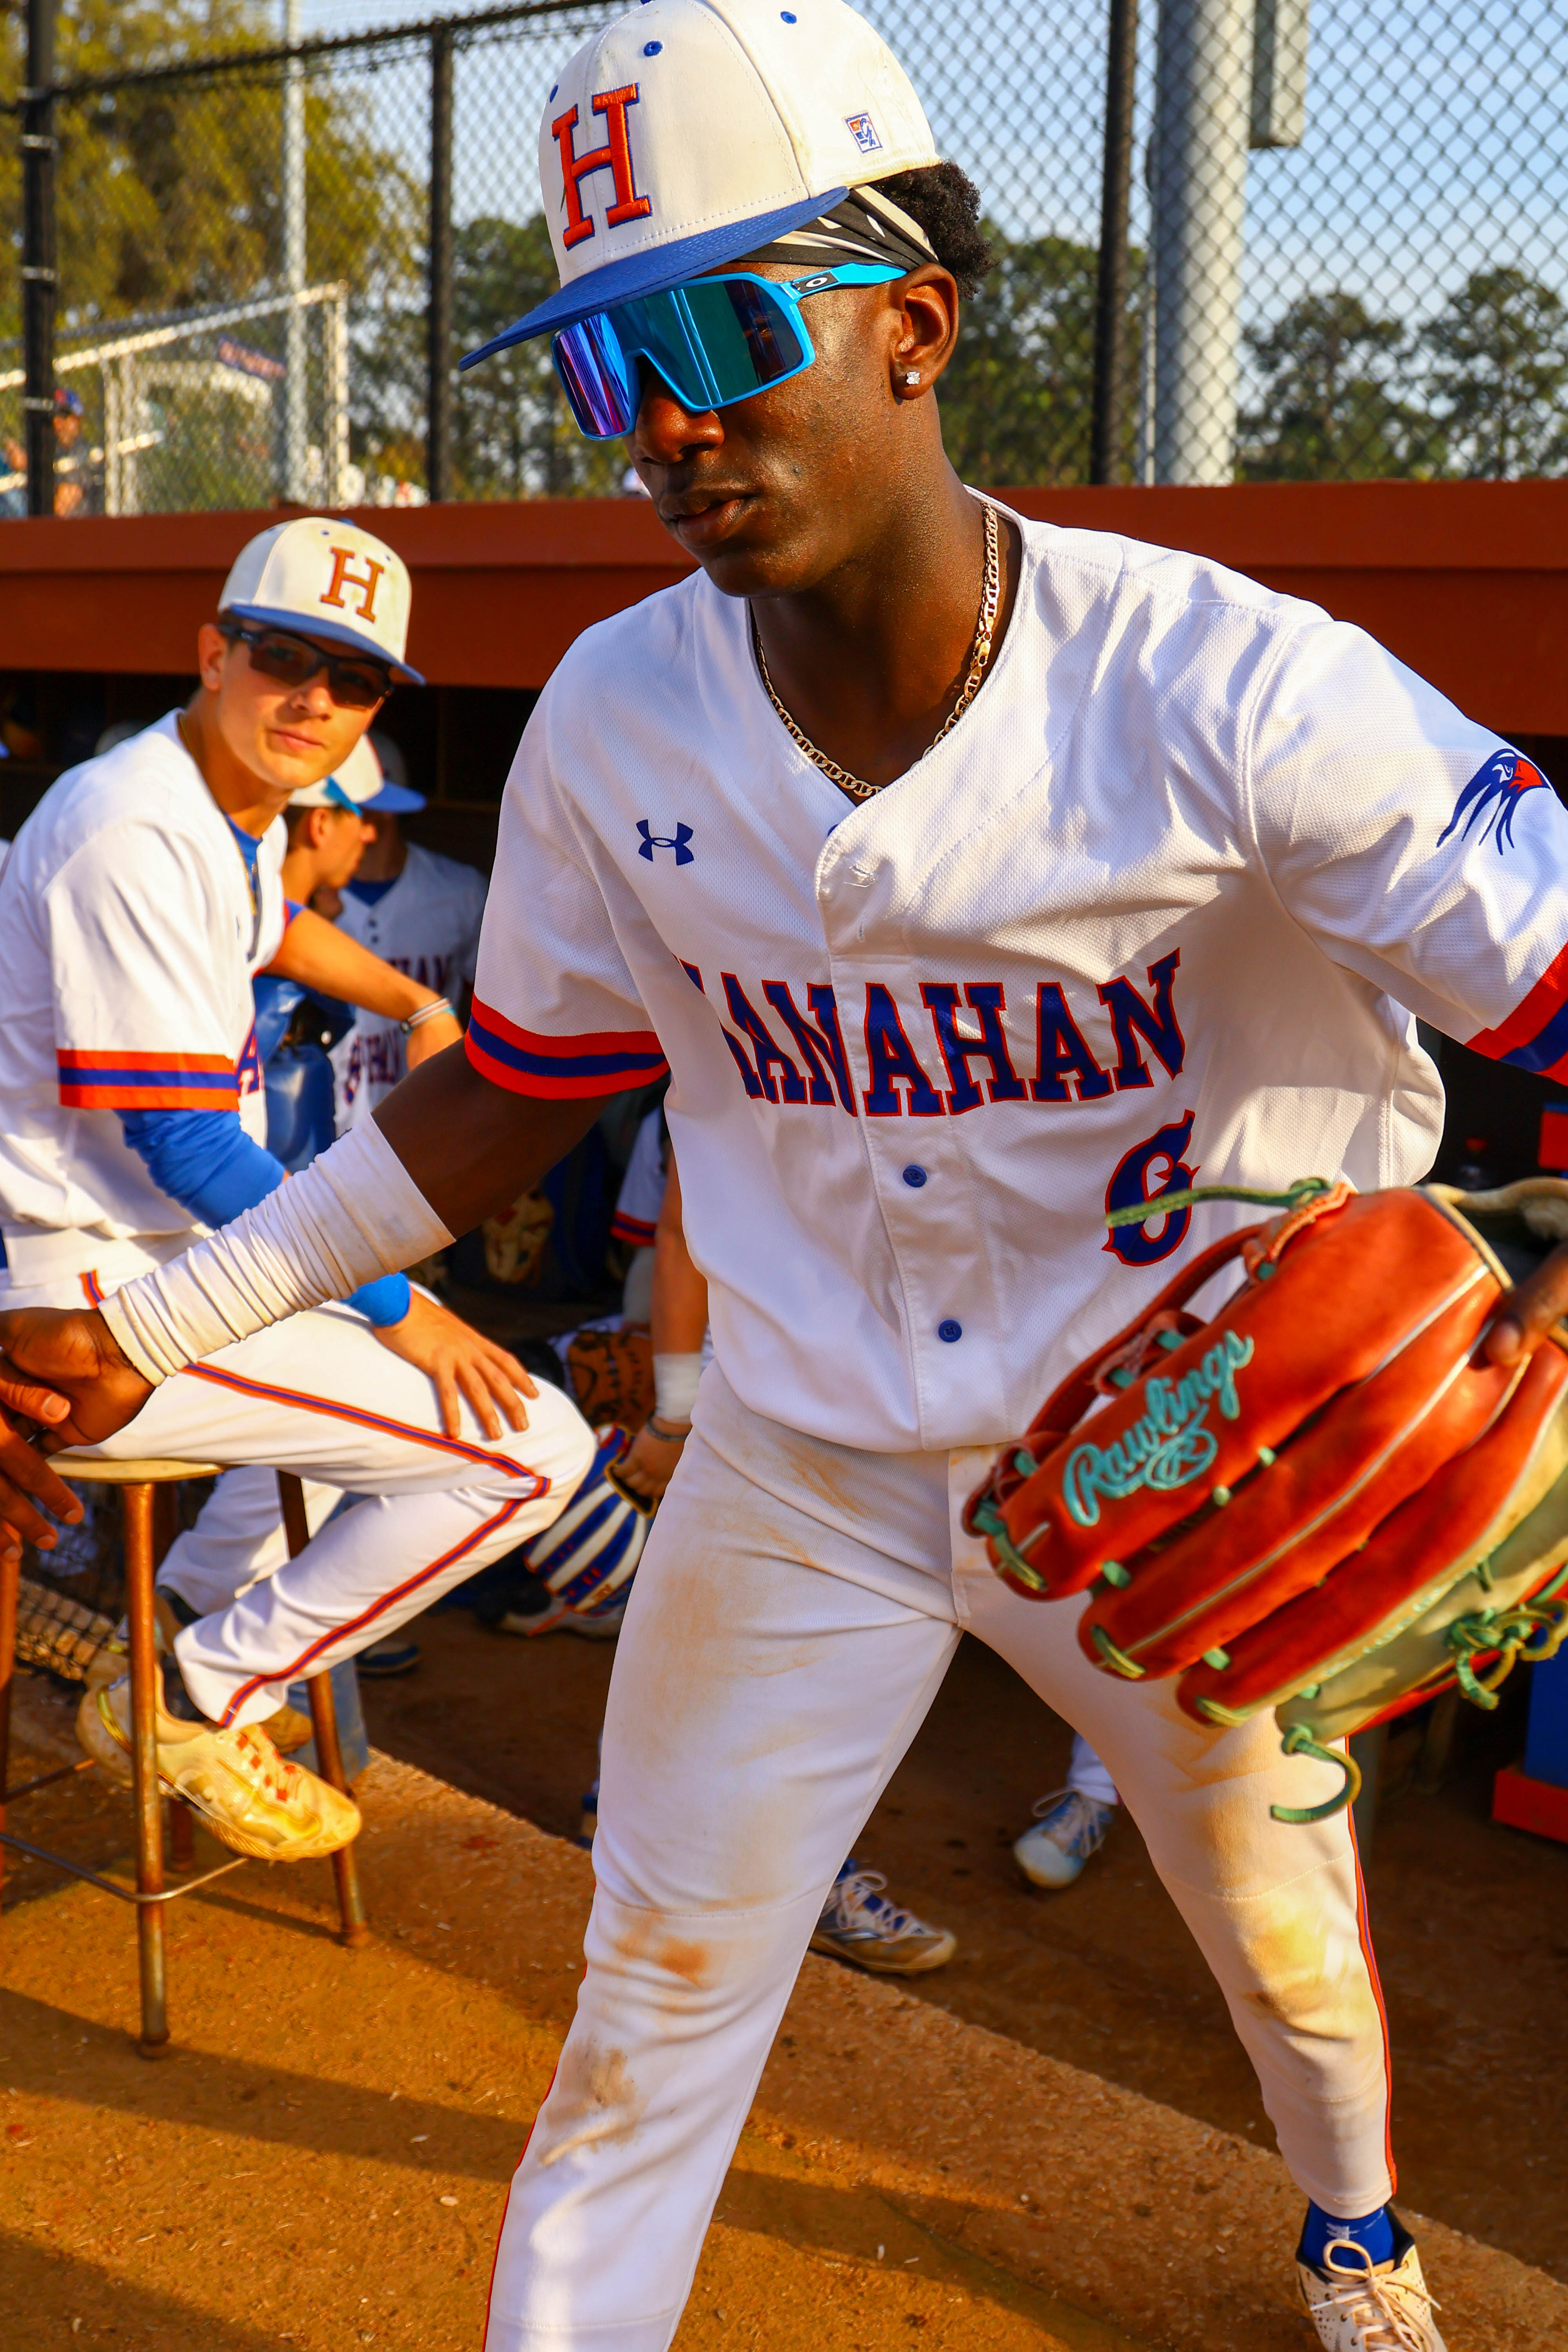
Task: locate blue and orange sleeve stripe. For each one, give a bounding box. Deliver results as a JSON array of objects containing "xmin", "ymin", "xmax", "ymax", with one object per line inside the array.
[
  {"xmin": 465, "ymin": 996, "xmax": 668, "ymax": 1100},
  {"xmin": 58, "ymin": 1049, "xmax": 239, "ymax": 1112},
  {"xmin": 1466, "ymin": 939, "xmax": 1568, "ymax": 1078}
]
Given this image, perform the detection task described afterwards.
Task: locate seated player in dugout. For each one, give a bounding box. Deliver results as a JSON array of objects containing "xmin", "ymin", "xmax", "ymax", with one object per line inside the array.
[
  {"xmin": 325, "ymin": 733, "xmax": 490, "ymax": 1134},
  {"xmin": 0, "ymin": 515, "xmax": 601, "ymax": 1867},
  {"xmin": 9, "ymin": 2, "xmax": 1568, "ymax": 2344}
]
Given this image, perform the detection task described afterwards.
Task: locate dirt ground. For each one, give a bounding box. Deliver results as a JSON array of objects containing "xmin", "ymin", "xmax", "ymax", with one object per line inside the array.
[
  {"xmin": 358, "ymin": 1608, "xmax": 1568, "ymax": 2285},
  {"xmin": 4, "ymin": 1685, "xmax": 1564, "ymax": 2352}
]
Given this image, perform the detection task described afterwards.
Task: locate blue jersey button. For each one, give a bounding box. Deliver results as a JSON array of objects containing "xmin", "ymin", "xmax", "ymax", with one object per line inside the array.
[
  {"xmin": 937, "ymin": 1319, "xmax": 962, "ymax": 1343},
  {"xmin": 902, "ymin": 1164, "xmax": 927, "ymax": 1187}
]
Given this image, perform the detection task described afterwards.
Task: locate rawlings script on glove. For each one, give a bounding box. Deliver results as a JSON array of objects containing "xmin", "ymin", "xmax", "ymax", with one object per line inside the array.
[{"xmin": 964, "ymin": 1181, "xmax": 1568, "ymax": 1821}]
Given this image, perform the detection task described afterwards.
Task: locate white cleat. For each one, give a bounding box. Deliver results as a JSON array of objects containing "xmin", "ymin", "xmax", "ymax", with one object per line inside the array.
[{"xmin": 1298, "ymin": 2236, "xmax": 1446, "ymax": 2351}]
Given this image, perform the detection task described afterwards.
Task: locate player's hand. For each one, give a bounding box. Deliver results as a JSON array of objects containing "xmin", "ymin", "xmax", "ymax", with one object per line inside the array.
[
  {"xmin": 1485, "ymin": 1239, "xmax": 1568, "ymax": 1365},
  {"xmin": 616, "ymin": 1417, "xmax": 690, "ymax": 1502},
  {"xmin": 373, "ymin": 1289, "xmax": 537, "ymax": 1440},
  {"xmin": 0, "ymin": 1307, "xmax": 155, "ymax": 1563},
  {"xmin": 404, "ymin": 1012, "xmax": 464, "ymax": 1070}
]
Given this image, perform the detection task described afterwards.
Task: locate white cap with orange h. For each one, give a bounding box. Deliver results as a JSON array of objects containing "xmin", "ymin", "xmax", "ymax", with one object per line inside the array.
[{"xmin": 218, "ymin": 517, "xmax": 423, "ymax": 686}]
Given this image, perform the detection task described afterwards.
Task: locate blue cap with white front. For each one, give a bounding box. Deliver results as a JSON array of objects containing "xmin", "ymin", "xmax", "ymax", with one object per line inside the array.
[{"xmin": 461, "ymin": 0, "xmax": 938, "ymax": 365}]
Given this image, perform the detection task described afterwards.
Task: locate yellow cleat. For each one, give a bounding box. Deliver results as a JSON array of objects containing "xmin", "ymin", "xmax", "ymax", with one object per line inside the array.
[{"xmin": 76, "ymin": 1675, "xmax": 360, "ymax": 1864}]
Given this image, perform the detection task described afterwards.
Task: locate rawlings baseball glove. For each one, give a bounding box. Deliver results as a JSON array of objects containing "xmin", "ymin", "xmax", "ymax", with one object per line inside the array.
[{"xmin": 964, "ymin": 1177, "xmax": 1568, "ymax": 1821}]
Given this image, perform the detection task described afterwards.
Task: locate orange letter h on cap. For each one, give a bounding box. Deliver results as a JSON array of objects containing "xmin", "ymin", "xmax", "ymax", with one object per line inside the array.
[
  {"xmin": 553, "ymin": 85, "xmax": 653, "ymax": 250},
  {"xmin": 320, "ymin": 545, "xmax": 385, "ymax": 624}
]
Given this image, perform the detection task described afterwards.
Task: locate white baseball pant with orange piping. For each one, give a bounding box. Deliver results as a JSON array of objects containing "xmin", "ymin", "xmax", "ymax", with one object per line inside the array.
[
  {"xmin": 484, "ymin": 1368, "xmax": 1394, "ymax": 2352},
  {"xmin": 1, "ymin": 1261, "xmax": 594, "ymax": 1728}
]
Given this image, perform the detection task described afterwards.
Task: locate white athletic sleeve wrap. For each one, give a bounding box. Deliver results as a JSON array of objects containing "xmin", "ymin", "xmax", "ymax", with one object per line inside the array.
[
  {"xmin": 98, "ymin": 1120, "xmax": 454, "ymax": 1384},
  {"xmin": 653, "ymin": 1352, "xmax": 704, "ymax": 1426}
]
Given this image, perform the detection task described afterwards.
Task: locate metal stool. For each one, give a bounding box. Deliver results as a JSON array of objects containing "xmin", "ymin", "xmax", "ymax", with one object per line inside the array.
[{"xmin": 0, "ymin": 1462, "xmax": 367, "ymax": 2054}]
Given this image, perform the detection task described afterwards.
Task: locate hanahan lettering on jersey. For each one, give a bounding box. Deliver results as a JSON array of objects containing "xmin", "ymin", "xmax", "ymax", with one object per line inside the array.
[
  {"xmin": 1438, "ymin": 746, "xmax": 1552, "ymax": 853},
  {"xmin": 380, "ymin": 952, "xmax": 459, "ymax": 992},
  {"xmin": 338, "ymin": 1029, "xmax": 408, "ymax": 1110},
  {"xmin": 672, "ymin": 951, "xmax": 1197, "ymax": 1268}
]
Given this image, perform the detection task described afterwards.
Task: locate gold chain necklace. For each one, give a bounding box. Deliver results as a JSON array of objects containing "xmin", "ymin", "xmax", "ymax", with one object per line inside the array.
[{"xmin": 750, "ymin": 501, "xmax": 1003, "ymax": 804}]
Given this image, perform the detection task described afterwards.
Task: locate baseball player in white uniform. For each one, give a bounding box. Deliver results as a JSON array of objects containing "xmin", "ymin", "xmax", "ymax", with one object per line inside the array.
[
  {"xmin": 7, "ymin": 5, "xmax": 1568, "ymax": 2344},
  {"xmin": 0, "ymin": 516, "xmax": 595, "ymax": 1861},
  {"xmin": 329, "ymin": 738, "xmax": 489, "ymax": 1131}
]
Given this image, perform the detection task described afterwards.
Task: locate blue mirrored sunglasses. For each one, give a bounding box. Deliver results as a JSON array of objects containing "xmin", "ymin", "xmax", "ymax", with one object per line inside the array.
[{"xmin": 552, "ymin": 262, "xmax": 905, "ymax": 441}]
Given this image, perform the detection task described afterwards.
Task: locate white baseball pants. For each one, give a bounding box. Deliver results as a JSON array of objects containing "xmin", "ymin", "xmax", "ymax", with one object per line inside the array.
[
  {"xmin": 4, "ymin": 1267, "xmax": 594, "ymax": 1730},
  {"xmin": 485, "ymin": 1370, "xmax": 1394, "ymax": 2352}
]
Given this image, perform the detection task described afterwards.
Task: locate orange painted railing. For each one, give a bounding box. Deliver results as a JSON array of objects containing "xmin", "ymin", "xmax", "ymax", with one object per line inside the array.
[{"xmin": 0, "ymin": 480, "xmax": 1562, "ymax": 731}]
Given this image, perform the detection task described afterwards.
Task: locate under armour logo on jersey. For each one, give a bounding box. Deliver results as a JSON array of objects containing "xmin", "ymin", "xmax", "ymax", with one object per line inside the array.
[
  {"xmin": 637, "ymin": 820, "xmax": 693, "ymax": 866},
  {"xmin": 1439, "ymin": 747, "xmax": 1551, "ymax": 853}
]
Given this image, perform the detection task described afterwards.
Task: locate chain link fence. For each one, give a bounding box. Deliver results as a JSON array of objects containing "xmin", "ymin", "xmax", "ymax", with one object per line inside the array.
[{"xmin": 2, "ymin": 0, "xmax": 1566, "ymax": 511}]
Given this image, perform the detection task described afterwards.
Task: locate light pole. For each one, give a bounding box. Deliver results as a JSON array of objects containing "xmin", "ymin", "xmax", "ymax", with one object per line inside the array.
[
  {"xmin": 22, "ymin": 0, "xmax": 57, "ymax": 517},
  {"xmin": 281, "ymin": 0, "xmax": 308, "ymax": 503},
  {"xmin": 1150, "ymin": 0, "xmax": 1310, "ymax": 484},
  {"xmin": 1150, "ymin": 0, "xmax": 1252, "ymax": 483}
]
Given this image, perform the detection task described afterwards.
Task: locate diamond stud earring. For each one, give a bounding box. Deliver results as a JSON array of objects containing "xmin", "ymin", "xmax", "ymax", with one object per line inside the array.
[{"xmin": 901, "ymin": 369, "xmax": 920, "ymax": 387}]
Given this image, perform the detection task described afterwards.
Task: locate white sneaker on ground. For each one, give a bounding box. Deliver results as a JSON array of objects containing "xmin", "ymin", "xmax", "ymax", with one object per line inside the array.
[
  {"xmin": 1298, "ymin": 2232, "xmax": 1446, "ymax": 2350},
  {"xmin": 1013, "ymin": 1787, "xmax": 1115, "ymax": 1889},
  {"xmin": 809, "ymin": 1860, "xmax": 956, "ymax": 1975},
  {"xmin": 76, "ymin": 1675, "xmax": 360, "ymax": 1864},
  {"xmin": 484, "ymin": 1586, "xmax": 627, "ymax": 1639}
]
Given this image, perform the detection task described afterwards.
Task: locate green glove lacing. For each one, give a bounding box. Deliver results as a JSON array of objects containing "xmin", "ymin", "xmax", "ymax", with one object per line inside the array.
[
  {"xmin": 1105, "ymin": 1176, "xmax": 1335, "ymax": 1229},
  {"xmin": 1445, "ymin": 1566, "xmax": 1568, "ymax": 1708},
  {"xmin": 968, "ymin": 1494, "xmax": 1048, "ymax": 1593}
]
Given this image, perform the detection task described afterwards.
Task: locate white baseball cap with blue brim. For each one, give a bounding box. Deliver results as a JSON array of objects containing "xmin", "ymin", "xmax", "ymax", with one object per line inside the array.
[
  {"xmin": 219, "ymin": 516, "xmax": 424, "ymax": 686},
  {"xmin": 363, "ymin": 729, "xmax": 426, "ymax": 813},
  {"xmin": 290, "ymin": 731, "xmax": 385, "ymax": 810},
  {"xmin": 461, "ymin": 0, "xmax": 938, "ymax": 364}
]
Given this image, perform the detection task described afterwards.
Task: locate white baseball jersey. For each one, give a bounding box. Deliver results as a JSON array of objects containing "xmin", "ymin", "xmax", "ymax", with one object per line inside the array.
[
  {"xmin": 611, "ymin": 1106, "xmax": 666, "ymax": 1247},
  {"xmin": 0, "ymin": 713, "xmax": 283, "ymax": 1272},
  {"xmin": 330, "ymin": 843, "xmax": 488, "ymax": 1129},
  {"xmin": 468, "ymin": 509, "xmax": 1568, "ymax": 1456}
]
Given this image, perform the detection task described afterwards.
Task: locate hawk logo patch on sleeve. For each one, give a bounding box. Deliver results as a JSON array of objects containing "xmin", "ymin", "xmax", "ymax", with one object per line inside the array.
[{"xmin": 1438, "ymin": 747, "xmax": 1552, "ymax": 853}]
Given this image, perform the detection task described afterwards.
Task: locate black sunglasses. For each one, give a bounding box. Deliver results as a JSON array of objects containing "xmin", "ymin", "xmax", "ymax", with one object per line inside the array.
[{"xmin": 220, "ymin": 620, "xmax": 394, "ymax": 711}]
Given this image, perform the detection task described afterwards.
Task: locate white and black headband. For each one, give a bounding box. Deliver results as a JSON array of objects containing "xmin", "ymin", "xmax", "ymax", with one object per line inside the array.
[{"xmin": 742, "ymin": 184, "xmax": 937, "ymax": 275}]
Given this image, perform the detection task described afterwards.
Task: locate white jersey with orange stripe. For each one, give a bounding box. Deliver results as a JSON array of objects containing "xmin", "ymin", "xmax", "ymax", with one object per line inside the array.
[
  {"xmin": 611, "ymin": 1107, "xmax": 666, "ymax": 1249},
  {"xmin": 0, "ymin": 713, "xmax": 283, "ymax": 1273},
  {"xmin": 328, "ymin": 844, "xmax": 488, "ymax": 1130},
  {"xmin": 466, "ymin": 510, "xmax": 1568, "ymax": 1456}
]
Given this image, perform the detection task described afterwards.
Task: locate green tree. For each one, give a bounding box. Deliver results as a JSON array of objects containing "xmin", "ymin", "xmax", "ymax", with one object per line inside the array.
[
  {"xmin": 937, "ymin": 229, "xmax": 1125, "ymax": 485},
  {"xmin": 448, "ymin": 214, "xmax": 628, "ymax": 499},
  {"xmin": 0, "ymin": 2, "xmax": 421, "ymax": 332},
  {"xmin": 1, "ymin": 2, "xmax": 423, "ymax": 507},
  {"xmin": 1423, "ymin": 267, "xmax": 1568, "ymax": 479},
  {"xmin": 1237, "ymin": 291, "xmax": 1441, "ymax": 480}
]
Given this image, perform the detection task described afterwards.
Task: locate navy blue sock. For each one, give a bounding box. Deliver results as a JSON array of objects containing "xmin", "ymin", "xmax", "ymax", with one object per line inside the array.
[
  {"xmin": 1299, "ymin": 2201, "xmax": 1397, "ymax": 2271},
  {"xmin": 159, "ymin": 1651, "xmax": 205, "ymax": 1724}
]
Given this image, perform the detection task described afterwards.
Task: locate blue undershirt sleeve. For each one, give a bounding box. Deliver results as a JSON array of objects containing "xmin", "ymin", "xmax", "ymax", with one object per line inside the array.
[{"xmin": 119, "ymin": 1109, "xmax": 411, "ymax": 1327}]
